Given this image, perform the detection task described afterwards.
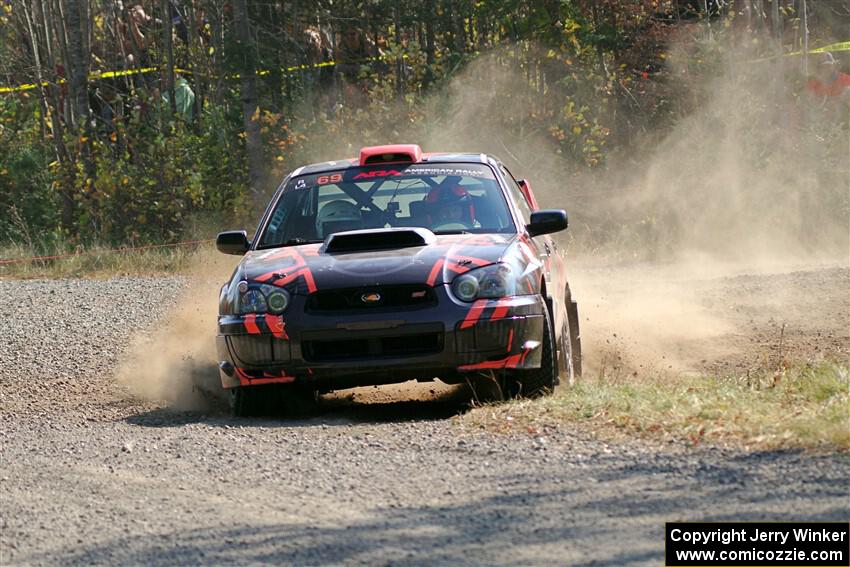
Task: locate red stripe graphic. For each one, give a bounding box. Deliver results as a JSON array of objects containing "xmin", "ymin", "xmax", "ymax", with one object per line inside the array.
[
  {"xmin": 234, "ymin": 367, "xmax": 296, "ymax": 386},
  {"xmin": 458, "ymin": 353, "xmax": 523, "ymax": 371},
  {"xmin": 265, "ymin": 315, "xmax": 289, "ymax": 340},
  {"xmin": 426, "ymin": 258, "xmax": 445, "ymax": 286},
  {"xmin": 460, "ymin": 299, "xmax": 488, "ymax": 329},
  {"xmin": 299, "ymin": 267, "xmax": 318, "ymax": 293},
  {"xmin": 491, "ymin": 304, "xmax": 509, "ymax": 321},
  {"xmin": 244, "ymin": 314, "xmax": 261, "ymax": 335}
]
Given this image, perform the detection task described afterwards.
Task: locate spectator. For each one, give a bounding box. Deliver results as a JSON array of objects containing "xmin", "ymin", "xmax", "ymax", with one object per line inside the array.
[
  {"xmin": 302, "ymin": 26, "xmax": 333, "ymax": 89},
  {"xmin": 337, "ymin": 27, "xmax": 376, "ymax": 82},
  {"xmin": 121, "ymin": 4, "xmax": 155, "ymax": 66},
  {"xmin": 807, "ymin": 52, "xmax": 850, "ymax": 106},
  {"xmin": 161, "ymin": 73, "xmax": 195, "ymax": 121}
]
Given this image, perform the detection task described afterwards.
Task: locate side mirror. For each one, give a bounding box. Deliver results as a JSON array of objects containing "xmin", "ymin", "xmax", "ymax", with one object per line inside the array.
[
  {"xmin": 516, "ymin": 179, "xmax": 540, "ymax": 210},
  {"xmin": 216, "ymin": 230, "xmax": 250, "ymax": 255},
  {"xmin": 526, "ymin": 209, "xmax": 568, "ymax": 237}
]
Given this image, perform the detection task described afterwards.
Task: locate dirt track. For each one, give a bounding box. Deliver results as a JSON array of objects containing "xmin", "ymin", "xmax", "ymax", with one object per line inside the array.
[{"xmin": 1, "ymin": 264, "xmax": 848, "ymax": 566}]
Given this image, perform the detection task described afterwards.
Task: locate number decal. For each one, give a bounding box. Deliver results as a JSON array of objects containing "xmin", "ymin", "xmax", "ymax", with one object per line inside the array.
[{"xmin": 316, "ymin": 173, "xmax": 342, "ymax": 185}]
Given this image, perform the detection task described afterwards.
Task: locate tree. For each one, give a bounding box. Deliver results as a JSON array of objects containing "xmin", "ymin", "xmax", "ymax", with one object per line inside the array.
[{"xmin": 232, "ymin": 0, "xmax": 266, "ymax": 212}]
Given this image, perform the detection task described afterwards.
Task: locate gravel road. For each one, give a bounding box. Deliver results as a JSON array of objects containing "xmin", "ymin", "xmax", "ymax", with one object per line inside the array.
[{"xmin": 1, "ymin": 269, "xmax": 848, "ymax": 566}]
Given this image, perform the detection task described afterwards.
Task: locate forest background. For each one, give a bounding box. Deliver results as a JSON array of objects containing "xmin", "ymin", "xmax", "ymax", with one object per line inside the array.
[{"xmin": 1, "ymin": 0, "xmax": 848, "ymax": 262}]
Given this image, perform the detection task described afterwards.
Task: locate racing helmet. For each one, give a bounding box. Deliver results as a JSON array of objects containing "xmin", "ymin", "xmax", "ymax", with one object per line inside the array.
[
  {"xmin": 315, "ymin": 199, "xmax": 362, "ymax": 238},
  {"xmin": 425, "ymin": 184, "xmax": 475, "ymax": 226}
]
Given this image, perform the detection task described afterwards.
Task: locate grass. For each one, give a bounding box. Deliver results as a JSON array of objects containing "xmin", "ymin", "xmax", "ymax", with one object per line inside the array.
[
  {"xmin": 0, "ymin": 241, "xmax": 212, "ymax": 279},
  {"xmin": 459, "ymin": 361, "xmax": 850, "ymax": 451}
]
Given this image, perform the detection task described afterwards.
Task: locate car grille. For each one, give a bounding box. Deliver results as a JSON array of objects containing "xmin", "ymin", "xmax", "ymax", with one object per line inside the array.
[
  {"xmin": 302, "ymin": 332, "xmax": 443, "ymax": 362},
  {"xmin": 306, "ymin": 285, "xmax": 436, "ymax": 313}
]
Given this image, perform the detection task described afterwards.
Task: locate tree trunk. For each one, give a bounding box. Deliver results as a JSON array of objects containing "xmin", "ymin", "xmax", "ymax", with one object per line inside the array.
[
  {"xmin": 394, "ymin": 3, "xmax": 403, "ymax": 96},
  {"xmin": 65, "ymin": 0, "xmax": 89, "ymax": 130},
  {"xmin": 163, "ymin": 0, "xmax": 176, "ymax": 115},
  {"xmin": 424, "ymin": 0, "xmax": 435, "ymax": 86},
  {"xmin": 22, "ymin": 0, "xmax": 49, "ymax": 143},
  {"xmin": 233, "ymin": 0, "xmax": 266, "ymax": 212},
  {"xmin": 186, "ymin": 0, "xmax": 205, "ymax": 124}
]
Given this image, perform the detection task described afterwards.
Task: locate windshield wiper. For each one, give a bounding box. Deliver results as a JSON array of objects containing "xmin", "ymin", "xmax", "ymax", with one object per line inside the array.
[
  {"xmin": 257, "ymin": 238, "xmax": 322, "ymax": 250},
  {"xmin": 284, "ymin": 238, "xmax": 322, "ymax": 245}
]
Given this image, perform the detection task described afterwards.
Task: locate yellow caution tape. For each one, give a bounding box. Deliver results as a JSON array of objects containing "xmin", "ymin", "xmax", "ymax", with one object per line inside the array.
[
  {"xmin": 1, "ymin": 43, "xmax": 845, "ymax": 94},
  {"xmin": 0, "ymin": 55, "xmax": 400, "ymax": 94},
  {"xmin": 796, "ymin": 41, "xmax": 850, "ymax": 55},
  {"xmin": 747, "ymin": 41, "xmax": 850, "ymax": 63}
]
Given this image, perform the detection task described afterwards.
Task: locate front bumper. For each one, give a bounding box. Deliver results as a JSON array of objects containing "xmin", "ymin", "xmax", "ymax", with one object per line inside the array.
[{"xmin": 216, "ymin": 287, "xmax": 545, "ymax": 390}]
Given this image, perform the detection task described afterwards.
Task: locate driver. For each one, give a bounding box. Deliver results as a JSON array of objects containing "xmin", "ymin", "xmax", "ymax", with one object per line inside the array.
[
  {"xmin": 315, "ymin": 199, "xmax": 362, "ymax": 238},
  {"xmin": 424, "ymin": 184, "xmax": 477, "ymax": 228}
]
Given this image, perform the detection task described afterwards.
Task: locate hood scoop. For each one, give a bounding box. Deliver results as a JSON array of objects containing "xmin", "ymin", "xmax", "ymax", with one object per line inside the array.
[{"xmin": 323, "ymin": 228, "xmax": 436, "ymax": 254}]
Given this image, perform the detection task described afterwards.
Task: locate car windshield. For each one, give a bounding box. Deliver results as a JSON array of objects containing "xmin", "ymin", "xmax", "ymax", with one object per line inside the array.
[{"xmin": 256, "ymin": 162, "xmax": 514, "ymax": 249}]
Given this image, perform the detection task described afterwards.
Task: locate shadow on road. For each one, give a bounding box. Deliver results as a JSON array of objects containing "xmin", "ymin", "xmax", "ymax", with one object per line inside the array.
[
  {"xmin": 23, "ymin": 457, "xmax": 850, "ymax": 567},
  {"xmin": 124, "ymin": 380, "xmax": 476, "ymax": 429}
]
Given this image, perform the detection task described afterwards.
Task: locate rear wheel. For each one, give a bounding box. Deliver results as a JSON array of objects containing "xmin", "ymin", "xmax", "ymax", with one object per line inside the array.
[
  {"xmin": 567, "ymin": 296, "xmax": 582, "ymax": 378},
  {"xmin": 502, "ymin": 303, "xmax": 557, "ymax": 398},
  {"xmin": 557, "ymin": 316, "xmax": 576, "ymax": 386}
]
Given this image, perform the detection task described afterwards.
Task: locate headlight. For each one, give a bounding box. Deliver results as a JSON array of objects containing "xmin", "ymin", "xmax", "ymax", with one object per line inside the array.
[
  {"xmin": 454, "ymin": 275, "xmax": 479, "ymax": 301},
  {"xmin": 451, "ymin": 263, "xmax": 516, "ymax": 301},
  {"xmin": 238, "ymin": 284, "xmax": 290, "ymax": 314},
  {"xmin": 266, "ymin": 289, "xmax": 290, "ymax": 313}
]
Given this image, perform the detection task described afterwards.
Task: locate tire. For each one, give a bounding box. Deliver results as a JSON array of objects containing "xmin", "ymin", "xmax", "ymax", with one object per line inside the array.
[
  {"xmin": 280, "ymin": 386, "xmax": 320, "ymax": 417},
  {"xmin": 503, "ymin": 301, "xmax": 557, "ymax": 398},
  {"xmin": 230, "ymin": 383, "xmax": 318, "ymax": 418},
  {"xmin": 567, "ymin": 297, "xmax": 582, "ymax": 378},
  {"xmin": 229, "ymin": 385, "xmax": 268, "ymax": 418},
  {"xmin": 557, "ymin": 316, "xmax": 576, "ymax": 387}
]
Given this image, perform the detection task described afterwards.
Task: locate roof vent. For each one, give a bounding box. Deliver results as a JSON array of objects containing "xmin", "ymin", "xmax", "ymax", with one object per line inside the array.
[
  {"xmin": 359, "ymin": 144, "xmax": 423, "ymax": 166},
  {"xmin": 324, "ymin": 228, "xmax": 435, "ymax": 254}
]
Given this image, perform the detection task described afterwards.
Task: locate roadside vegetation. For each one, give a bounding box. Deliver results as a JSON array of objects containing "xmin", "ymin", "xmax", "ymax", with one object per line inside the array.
[
  {"xmin": 460, "ymin": 360, "xmax": 850, "ymax": 451},
  {"xmin": 1, "ymin": 1, "xmax": 847, "ymax": 258},
  {"xmin": 0, "ymin": 241, "xmax": 209, "ymax": 279}
]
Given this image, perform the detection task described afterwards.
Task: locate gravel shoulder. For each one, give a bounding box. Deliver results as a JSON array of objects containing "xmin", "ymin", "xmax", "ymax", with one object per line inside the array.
[{"xmin": 1, "ymin": 268, "xmax": 848, "ymax": 566}]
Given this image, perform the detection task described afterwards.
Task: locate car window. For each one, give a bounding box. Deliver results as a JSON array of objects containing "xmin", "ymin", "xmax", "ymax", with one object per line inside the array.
[
  {"xmin": 499, "ymin": 164, "xmax": 533, "ymax": 226},
  {"xmin": 257, "ymin": 163, "xmax": 516, "ymax": 248}
]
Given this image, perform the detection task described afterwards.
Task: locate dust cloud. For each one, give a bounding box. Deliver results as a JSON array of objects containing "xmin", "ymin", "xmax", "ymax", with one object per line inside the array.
[
  {"xmin": 116, "ymin": 249, "xmax": 237, "ymax": 410},
  {"xmin": 414, "ymin": 41, "xmax": 849, "ymax": 376}
]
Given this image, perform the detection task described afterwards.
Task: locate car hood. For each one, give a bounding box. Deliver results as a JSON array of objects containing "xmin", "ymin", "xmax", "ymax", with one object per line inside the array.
[{"xmin": 239, "ymin": 233, "xmax": 517, "ymax": 292}]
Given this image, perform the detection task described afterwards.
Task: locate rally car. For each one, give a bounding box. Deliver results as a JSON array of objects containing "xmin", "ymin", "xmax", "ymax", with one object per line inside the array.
[{"xmin": 216, "ymin": 144, "xmax": 581, "ymax": 416}]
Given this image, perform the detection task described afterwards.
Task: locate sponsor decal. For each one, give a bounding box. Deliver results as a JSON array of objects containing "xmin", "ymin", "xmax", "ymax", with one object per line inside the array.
[
  {"xmin": 353, "ymin": 169, "xmax": 403, "ymax": 179},
  {"xmin": 404, "ymin": 166, "xmax": 494, "ymax": 178}
]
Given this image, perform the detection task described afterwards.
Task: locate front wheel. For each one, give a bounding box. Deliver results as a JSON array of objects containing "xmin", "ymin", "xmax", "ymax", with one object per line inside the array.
[
  {"xmin": 502, "ymin": 303, "xmax": 557, "ymax": 398},
  {"xmin": 229, "ymin": 385, "xmax": 268, "ymax": 417},
  {"xmin": 230, "ymin": 384, "xmax": 319, "ymax": 418}
]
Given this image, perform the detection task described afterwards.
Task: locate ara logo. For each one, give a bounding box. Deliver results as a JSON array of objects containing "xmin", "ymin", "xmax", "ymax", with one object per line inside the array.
[
  {"xmin": 353, "ymin": 170, "xmax": 402, "ymax": 180},
  {"xmin": 360, "ymin": 292, "xmax": 382, "ymax": 304}
]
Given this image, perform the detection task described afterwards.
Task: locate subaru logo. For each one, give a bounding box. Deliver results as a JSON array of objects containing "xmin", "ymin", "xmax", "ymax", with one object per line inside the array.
[{"xmin": 361, "ymin": 292, "xmax": 382, "ymax": 304}]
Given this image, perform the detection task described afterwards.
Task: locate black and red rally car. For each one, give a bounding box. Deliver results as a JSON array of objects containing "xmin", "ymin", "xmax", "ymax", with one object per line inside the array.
[{"xmin": 216, "ymin": 144, "xmax": 581, "ymax": 416}]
